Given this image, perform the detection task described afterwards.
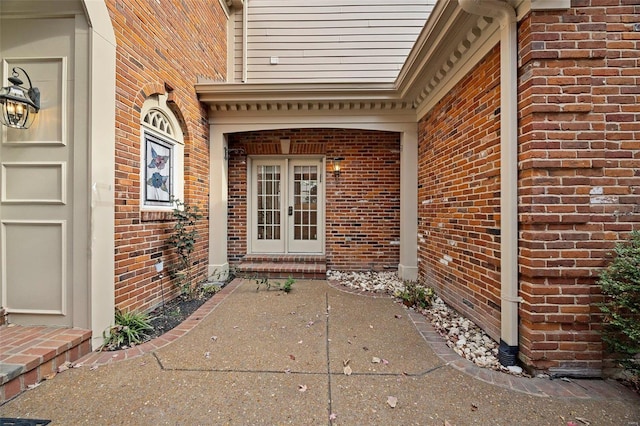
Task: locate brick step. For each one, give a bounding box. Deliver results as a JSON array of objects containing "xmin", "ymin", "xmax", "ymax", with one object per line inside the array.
[
  {"xmin": 0, "ymin": 325, "xmax": 92, "ymax": 404},
  {"xmin": 236, "ymin": 255, "xmax": 327, "ymax": 280}
]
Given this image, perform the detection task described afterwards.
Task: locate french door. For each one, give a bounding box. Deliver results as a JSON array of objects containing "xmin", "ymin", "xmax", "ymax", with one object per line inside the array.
[{"xmin": 250, "ymin": 158, "xmax": 324, "ymax": 254}]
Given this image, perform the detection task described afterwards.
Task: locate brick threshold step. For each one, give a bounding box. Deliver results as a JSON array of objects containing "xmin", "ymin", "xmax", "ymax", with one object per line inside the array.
[
  {"xmin": 0, "ymin": 325, "xmax": 92, "ymax": 404},
  {"xmin": 236, "ymin": 255, "xmax": 327, "ymax": 280}
]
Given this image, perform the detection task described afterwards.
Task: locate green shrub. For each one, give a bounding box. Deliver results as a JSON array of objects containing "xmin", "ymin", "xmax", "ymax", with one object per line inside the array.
[
  {"xmin": 101, "ymin": 309, "xmax": 153, "ymax": 351},
  {"xmin": 395, "ymin": 281, "xmax": 434, "ymax": 309},
  {"xmin": 598, "ymin": 230, "xmax": 640, "ymax": 386}
]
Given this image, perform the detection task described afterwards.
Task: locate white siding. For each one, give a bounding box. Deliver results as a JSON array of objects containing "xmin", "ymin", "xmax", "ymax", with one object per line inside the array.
[{"xmin": 232, "ymin": 0, "xmax": 435, "ymax": 83}]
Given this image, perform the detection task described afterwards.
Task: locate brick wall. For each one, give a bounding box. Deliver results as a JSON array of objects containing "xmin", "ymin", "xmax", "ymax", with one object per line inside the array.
[
  {"xmin": 419, "ymin": 1, "xmax": 640, "ymax": 375},
  {"xmin": 518, "ymin": 3, "xmax": 640, "ymax": 374},
  {"xmin": 107, "ymin": 0, "xmax": 227, "ymax": 313},
  {"xmin": 227, "ymin": 129, "xmax": 400, "ymax": 270},
  {"xmin": 417, "ymin": 47, "xmax": 503, "ymax": 341}
]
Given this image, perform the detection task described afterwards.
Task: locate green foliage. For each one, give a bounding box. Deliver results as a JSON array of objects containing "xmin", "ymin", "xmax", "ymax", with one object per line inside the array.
[
  {"xmin": 101, "ymin": 309, "xmax": 153, "ymax": 351},
  {"xmin": 255, "ymin": 276, "xmax": 295, "ymax": 293},
  {"xmin": 395, "ymin": 281, "xmax": 434, "ymax": 309},
  {"xmin": 598, "ymin": 231, "xmax": 640, "ymax": 383},
  {"xmin": 168, "ymin": 198, "xmax": 203, "ymax": 297}
]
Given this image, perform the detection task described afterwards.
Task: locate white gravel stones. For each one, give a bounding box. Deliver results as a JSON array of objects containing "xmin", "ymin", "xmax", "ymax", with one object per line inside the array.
[{"xmin": 328, "ymin": 270, "xmax": 523, "ymax": 375}]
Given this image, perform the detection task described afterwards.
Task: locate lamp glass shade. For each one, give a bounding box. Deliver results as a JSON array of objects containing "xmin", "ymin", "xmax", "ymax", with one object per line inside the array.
[{"xmin": 0, "ymin": 80, "xmax": 39, "ymax": 129}]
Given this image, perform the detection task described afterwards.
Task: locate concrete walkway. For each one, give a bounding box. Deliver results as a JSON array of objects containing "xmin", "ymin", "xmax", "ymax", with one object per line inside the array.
[{"xmin": 1, "ymin": 279, "xmax": 638, "ymax": 425}]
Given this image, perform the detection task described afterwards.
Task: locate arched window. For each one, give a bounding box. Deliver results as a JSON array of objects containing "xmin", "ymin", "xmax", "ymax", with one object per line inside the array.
[{"xmin": 140, "ymin": 94, "xmax": 184, "ymax": 209}]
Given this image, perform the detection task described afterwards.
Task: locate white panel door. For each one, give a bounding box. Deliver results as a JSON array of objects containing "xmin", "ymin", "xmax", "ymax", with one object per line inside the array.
[{"xmin": 250, "ymin": 158, "xmax": 323, "ymax": 254}]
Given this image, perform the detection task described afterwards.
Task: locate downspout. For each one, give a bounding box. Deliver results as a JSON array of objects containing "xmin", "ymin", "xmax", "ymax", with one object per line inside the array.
[{"xmin": 458, "ymin": 0, "xmax": 520, "ymax": 367}]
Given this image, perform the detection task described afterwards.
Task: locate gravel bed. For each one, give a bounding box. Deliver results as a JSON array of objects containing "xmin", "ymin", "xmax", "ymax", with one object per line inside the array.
[{"xmin": 328, "ymin": 270, "xmax": 526, "ymax": 376}]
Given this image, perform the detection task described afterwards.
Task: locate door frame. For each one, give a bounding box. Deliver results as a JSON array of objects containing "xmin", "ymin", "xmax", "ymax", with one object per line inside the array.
[{"xmin": 247, "ymin": 156, "xmax": 325, "ymax": 255}]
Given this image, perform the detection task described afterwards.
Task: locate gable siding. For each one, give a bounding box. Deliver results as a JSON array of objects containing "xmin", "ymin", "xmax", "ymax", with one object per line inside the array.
[{"xmin": 232, "ymin": 0, "xmax": 434, "ymax": 83}]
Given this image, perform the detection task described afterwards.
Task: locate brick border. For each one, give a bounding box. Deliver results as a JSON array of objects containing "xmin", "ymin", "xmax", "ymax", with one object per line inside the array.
[
  {"xmin": 76, "ymin": 279, "xmax": 243, "ymax": 366},
  {"xmin": 407, "ymin": 310, "xmax": 637, "ymax": 401}
]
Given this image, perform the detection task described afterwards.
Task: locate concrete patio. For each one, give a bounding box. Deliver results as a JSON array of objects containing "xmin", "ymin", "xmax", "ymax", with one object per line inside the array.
[{"xmin": 1, "ymin": 279, "xmax": 638, "ymax": 425}]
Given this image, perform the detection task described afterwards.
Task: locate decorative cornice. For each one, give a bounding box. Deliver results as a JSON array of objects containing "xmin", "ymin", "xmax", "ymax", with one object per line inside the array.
[{"xmin": 196, "ymin": 3, "xmax": 505, "ymax": 118}]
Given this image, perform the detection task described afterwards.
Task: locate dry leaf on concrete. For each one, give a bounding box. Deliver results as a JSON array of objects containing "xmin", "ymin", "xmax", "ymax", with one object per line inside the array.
[{"xmin": 343, "ymin": 365, "xmax": 352, "ymax": 376}]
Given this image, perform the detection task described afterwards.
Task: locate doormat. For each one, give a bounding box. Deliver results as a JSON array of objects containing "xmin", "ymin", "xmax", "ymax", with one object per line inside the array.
[{"xmin": 0, "ymin": 419, "xmax": 51, "ymax": 426}]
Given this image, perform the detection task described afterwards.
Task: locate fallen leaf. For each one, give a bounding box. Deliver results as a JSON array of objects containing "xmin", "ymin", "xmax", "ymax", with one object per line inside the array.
[
  {"xmin": 27, "ymin": 382, "xmax": 41, "ymax": 390},
  {"xmin": 289, "ymin": 354, "xmax": 296, "ymax": 360},
  {"xmin": 362, "ymin": 346, "xmax": 369, "ymax": 351},
  {"xmin": 298, "ymin": 384, "xmax": 307, "ymax": 392},
  {"xmin": 211, "ymin": 336, "xmax": 218, "ymax": 341},
  {"xmin": 471, "ymin": 403, "xmax": 478, "ymax": 412},
  {"xmin": 306, "ymin": 321, "xmax": 315, "ymax": 327},
  {"xmin": 298, "ymin": 340, "xmax": 303, "ymax": 344},
  {"xmin": 347, "ymin": 340, "xmax": 352, "ymax": 345},
  {"xmin": 382, "ymin": 359, "xmax": 389, "ymax": 365},
  {"xmin": 72, "ymin": 363, "xmax": 83, "ymax": 368},
  {"xmin": 343, "ymin": 359, "xmax": 350, "ymax": 367},
  {"xmin": 395, "ymin": 314, "xmax": 402, "ymax": 319},
  {"xmin": 387, "ymin": 396, "xmax": 398, "ymax": 408},
  {"xmin": 204, "ymin": 351, "xmax": 211, "ymax": 359},
  {"xmin": 369, "ymin": 325, "xmax": 374, "ymax": 329},
  {"xmin": 284, "ymin": 368, "xmax": 291, "ymax": 374},
  {"xmin": 329, "ymin": 413, "xmax": 337, "ymax": 421},
  {"xmin": 89, "ymin": 365, "xmax": 99, "ymax": 371},
  {"xmin": 343, "ymin": 365, "xmax": 352, "ymax": 376},
  {"xmin": 44, "ymin": 372, "xmax": 56, "ymax": 380},
  {"xmin": 372, "ymin": 357, "xmax": 381, "ymax": 364}
]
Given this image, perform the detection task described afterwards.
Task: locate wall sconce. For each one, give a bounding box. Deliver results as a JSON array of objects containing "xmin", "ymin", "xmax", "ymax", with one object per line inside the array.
[
  {"xmin": 224, "ymin": 146, "xmax": 246, "ymax": 160},
  {"xmin": 332, "ymin": 157, "xmax": 344, "ymax": 178},
  {"xmin": 0, "ymin": 67, "xmax": 40, "ymax": 129}
]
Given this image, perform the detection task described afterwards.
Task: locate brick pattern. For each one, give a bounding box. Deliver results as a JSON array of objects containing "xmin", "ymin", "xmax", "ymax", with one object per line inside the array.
[
  {"xmin": 419, "ymin": 2, "xmax": 640, "ymax": 375},
  {"xmin": 0, "ymin": 326, "xmax": 92, "ymax": 403},
  {"xmin": 107, "ymin": 0, "xmax": 226, "ymax": 314},
  {"xmin": 518, "ymin": 3, "xmax": 640, "ymax": 373},
  {"xmin": 227, "ymin": 129, "xmax": 401, "ymax": 271},
  {"xmin": 417, "ymin": 46, "xmax": 502, "ymax": 341}
]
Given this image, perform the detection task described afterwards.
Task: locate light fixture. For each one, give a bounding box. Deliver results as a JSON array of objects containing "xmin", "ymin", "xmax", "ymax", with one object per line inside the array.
[
  {"xmin": 0, "ymin": 67, "xmax": 40, "ymax": 129},
  {"xmin": 332, "ymin": 157, "xmax": 344, "ymax": 178},
  {"xmin": 224, "ymin": 146, "xmax": 246, "ymax": 160}
]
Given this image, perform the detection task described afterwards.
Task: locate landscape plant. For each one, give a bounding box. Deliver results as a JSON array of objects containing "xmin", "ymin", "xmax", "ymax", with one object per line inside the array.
[
  {"xmin": 395, "ymin": 281, "xmax": 434, "ymax": 309},
  {"xmin": 598, "ymin": 230, "xmax": 640, "ymax": 391},
  {"xmin": 101, "ymin": 309, "xmax": 153, "ymax": 351},
  {"xmin": 167, "ymin": 198, "xmax": 203, "ymax": 297},
  {"xmin": 255, "ymin": 276, "xmax": 295, "ymax": 293}
]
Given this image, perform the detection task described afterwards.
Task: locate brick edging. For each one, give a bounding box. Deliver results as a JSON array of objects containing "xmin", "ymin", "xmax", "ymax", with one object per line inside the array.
[
  {"xmin": 76, "ymin": 279, "xmax": 243, "ymax": 366},
  {"xmin": 406, "ymin": 310, "xmax": 637, "ymax": 401}
]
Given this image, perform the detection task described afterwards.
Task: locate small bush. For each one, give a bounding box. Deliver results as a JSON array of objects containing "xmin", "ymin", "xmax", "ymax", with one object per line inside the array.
[
  {"xmin": 598, "ymin": 230, "xmax": 640, "ymax": 388},
  {"xmin": 101, "ymin": 309, "xmax": 153, "ymax": 351},
  {"xmin": 395, "ymin": 281, "xmax": 434, "ymax": 309}
]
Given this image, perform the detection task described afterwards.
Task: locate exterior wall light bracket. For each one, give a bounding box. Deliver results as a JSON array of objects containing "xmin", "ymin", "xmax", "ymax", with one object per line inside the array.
[{"xmin": 0, "ymin": 67, "xmax": 40, "ymax": 129}]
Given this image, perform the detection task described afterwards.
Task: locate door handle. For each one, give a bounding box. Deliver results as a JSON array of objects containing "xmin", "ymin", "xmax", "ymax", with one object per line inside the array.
[{"xmin": 288, "ymin": 206, "xmax": 293, "ymax": 216}]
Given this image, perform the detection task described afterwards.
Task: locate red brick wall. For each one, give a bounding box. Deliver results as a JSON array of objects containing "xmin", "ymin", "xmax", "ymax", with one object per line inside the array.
[
  {"xmin": 417, "ymin": 47, "xmax": 503, "ymax": 341},
  {"xmin": 419, "ymin": 2, "xmax": 640, "ymax": 375},
  {"xmin": 107, "ymin": 0, "xmax": 227, "ymax": 313},
  {"xmin": 227, "ymin": 129, "xmax": 400, "ymax": 270},
  {"xmin": 518, "ymin": 3, "xmax": 640, "ymax": 374}
]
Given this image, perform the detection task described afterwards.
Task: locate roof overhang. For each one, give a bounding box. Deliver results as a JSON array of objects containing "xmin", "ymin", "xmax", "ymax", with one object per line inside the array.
[{"xmin": 196, "ymin": 0, "xmax": 554, "ymax": 119}]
